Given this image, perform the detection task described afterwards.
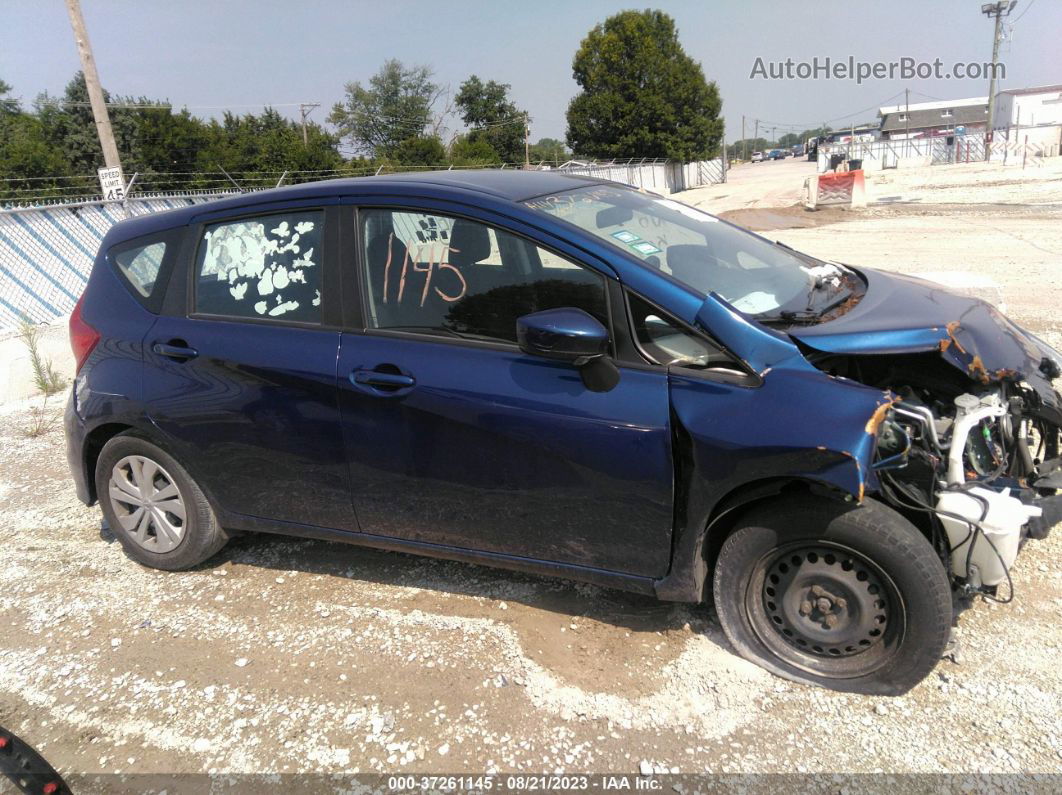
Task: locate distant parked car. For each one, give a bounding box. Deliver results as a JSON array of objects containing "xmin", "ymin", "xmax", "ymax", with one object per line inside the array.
[
  {"xmin": 750, "ymin": 151, "xmax": 765, "ymax": 162},
  {"xmin": 769, "ymin": 149, "xmax": 785, "ymax": 160},
  {"xmin": 65, "ymin": 170, "xmax": 1062, "ymax": 695},
  {"xmin": 791, "ymin": 145, "xmax": 804, "ymax": 157}
]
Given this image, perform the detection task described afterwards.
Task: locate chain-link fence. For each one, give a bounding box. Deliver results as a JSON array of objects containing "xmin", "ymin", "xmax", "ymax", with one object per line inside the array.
[
  {"xmin": 0, "ymin": 195, "xmax": 230, "ymax": 328},
  {"xmin": 0, "ymin": 158, "xmax": 727, "ymax": 329}
]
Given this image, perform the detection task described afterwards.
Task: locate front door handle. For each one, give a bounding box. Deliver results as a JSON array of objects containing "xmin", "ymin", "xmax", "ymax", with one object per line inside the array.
[
  {"xmin": 351, "ymin": 369, "xmax": 415, "ymax": 389},
  {"xmin": 152, "ymin": 341, "xmax": 199, "ymax": 360}
]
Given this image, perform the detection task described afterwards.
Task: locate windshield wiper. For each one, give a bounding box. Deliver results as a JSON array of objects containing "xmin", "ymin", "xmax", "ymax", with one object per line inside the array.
[{"xmin": 759, "ymin": 291, "xmax": 856, "ymax": 326}]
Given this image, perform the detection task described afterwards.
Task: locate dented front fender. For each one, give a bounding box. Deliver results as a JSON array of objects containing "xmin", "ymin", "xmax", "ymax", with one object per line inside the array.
[{"xmin": 670, "ymin": 364, "xmax": 892, "ymax": 506}]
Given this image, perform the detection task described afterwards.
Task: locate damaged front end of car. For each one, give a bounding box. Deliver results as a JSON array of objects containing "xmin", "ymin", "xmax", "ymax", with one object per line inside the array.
[{"xmin": 791, "ymin": 268, "xmax": 1062, "ymax": 599}]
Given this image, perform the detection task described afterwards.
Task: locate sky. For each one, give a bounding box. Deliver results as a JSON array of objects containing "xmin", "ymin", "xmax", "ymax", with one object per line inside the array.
[{"xmin": 2, "ymin": 0, "xmax": 1059, "ymax": 148}]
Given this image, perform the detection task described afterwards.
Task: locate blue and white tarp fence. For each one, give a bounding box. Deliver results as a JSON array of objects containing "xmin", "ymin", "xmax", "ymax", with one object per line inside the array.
[{"xmin": 0, "ymin": 194, "xmax": 234, "ymax": 329}]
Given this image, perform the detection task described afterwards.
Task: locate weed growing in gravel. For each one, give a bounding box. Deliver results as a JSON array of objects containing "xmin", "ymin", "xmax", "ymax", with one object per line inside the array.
[
  {"xmin": 19, "ymin": 317, "xmax": 66, "ymax": 396},
  {"xmin": 21, "ymin": 395, "xmax": 60, "ymax": 438}
]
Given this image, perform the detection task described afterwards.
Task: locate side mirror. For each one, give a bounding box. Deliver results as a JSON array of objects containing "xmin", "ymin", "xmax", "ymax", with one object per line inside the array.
[{"xmin": 516, "ymin": 308, "xmax": 620, "ymax": 392}]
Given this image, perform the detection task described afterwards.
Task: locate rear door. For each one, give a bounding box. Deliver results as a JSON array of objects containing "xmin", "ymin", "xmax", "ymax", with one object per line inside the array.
[
  {"xmin": 336, "ymin": 201, "xmax": 674, "ymax": 577},
  {"xmin": 142, "ymin": 203, "xmax": 356, "ymax": 531}
]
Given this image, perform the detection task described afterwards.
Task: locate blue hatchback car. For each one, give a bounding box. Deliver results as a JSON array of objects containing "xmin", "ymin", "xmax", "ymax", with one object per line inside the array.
[{"xmin": 65, "ymin": 170, "xmax": 1061, "ymax": 694}]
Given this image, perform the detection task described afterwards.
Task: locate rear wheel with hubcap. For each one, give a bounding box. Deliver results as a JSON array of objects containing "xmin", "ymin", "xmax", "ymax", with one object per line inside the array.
[
  {"xmin": 713, "ymin": 496, "xmax": 951, "ymax": 695},
  {"xmin": 95, "ymin": 433, "xmax": 230, "ymax": 570}
]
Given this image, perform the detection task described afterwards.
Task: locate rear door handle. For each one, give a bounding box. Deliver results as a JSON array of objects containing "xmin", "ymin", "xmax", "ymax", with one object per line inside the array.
[
  {"xmin": 152, "ymin": 342, "xmax": 199, "ymax": 360},
  {"xmin": 351, "ymin": 370, "xmax": 415, "ymax": 389}
]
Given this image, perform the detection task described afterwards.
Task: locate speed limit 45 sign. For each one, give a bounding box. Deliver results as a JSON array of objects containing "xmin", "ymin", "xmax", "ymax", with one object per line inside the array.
[{"xmin": 98, "ymin": 166, "xmax": 125, "ymax": 201}]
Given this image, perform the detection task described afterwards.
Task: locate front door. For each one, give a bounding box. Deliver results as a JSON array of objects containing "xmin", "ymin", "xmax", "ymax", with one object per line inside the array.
[{"xmin": 337, "ymin": 206, "xmax": 673, "ymax": 577}]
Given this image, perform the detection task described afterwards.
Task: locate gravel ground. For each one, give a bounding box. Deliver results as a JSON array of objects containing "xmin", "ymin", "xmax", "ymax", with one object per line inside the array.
[{"xmin": 1, "ymin": 162, "xmax": 1061, "ymax": 785}]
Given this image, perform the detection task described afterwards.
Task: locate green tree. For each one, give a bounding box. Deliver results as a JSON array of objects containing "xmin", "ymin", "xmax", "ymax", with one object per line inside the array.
[
  {"xmin": 328, "ymin": 60, "xmax": 440, "ymax": 158},
  {"xmin": 0, "ymin": 78, "xmax": 15, "ymax": 115},
  {"xmin": 565, "ymin": 10, "xmax": 723, "ymax": 161},
  {"xmin": 36, "ymin": 74, "xmax": 151, "ymax": 174},
  {"xmin": 0, "ymin": 114, "xmax": 74, "ymax": 201},
  {"xmin": 196, "ymin": 109, "xmax": 342, "ymax": 188},
  {"xmin": 454, "ymin": 76, "xmax": 526, "ymax": 163},
  {"xmin": 389, "ymin": 135, "xmax": 446, "ymax": 167},
  {"xmin": 449, "ymin": 134, "xmax": 499, "ymax": 166},
  {"xmin": 529, "ymin": 137, "xmax": 568, "ymax": 163},
  {"xmin": 0, "ymin": 78, "xmax": 75, "ymax": 201},
  {"xmin": 2, "ymin": 71, "xmax": 345, "ymax": 200}
]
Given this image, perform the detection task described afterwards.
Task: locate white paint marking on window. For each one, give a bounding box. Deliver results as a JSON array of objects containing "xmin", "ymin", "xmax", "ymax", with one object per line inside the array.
[{"xmin": 269, "ymin": 300, "xmax": 300, "ymax": 316}]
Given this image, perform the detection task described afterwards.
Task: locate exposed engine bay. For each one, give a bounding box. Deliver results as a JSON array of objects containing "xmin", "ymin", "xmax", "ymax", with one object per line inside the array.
[{"xmin": 807, "ymin": 350, "xmax": 1062, "ymax": 600}]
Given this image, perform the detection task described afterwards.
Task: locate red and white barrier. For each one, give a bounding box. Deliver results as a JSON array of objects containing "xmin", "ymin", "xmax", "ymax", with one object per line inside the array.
[{"xmin": 804, "ymin": 170, "xmax": 866, "ymax": 210}]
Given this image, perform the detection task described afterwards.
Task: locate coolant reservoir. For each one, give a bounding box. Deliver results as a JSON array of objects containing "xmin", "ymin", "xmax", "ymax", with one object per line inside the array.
[{"xmin": 936, "ymin": 487, "xmax": 1042, "ymax": 587}]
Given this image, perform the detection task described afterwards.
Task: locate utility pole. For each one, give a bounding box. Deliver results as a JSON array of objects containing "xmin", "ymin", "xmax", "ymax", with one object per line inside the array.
[
  {"xmin": 64, "ymin": 0, "xmax": 120, "ymax": 169},
  {"xmin": 905, "ymin": 87, "xmax": 910, "ymax": 140},
  {"xmin": 524, "ymin": 113, "xmax": 530, "ymax": 169},
  {"xmin": 982, "ymin": 1, "xmax": 1016, "ymax": 160},
  {"xmin": 741, "ymin": 115, "xmax": 746, "ymax": 161},
  {"xmin": 754, "ymin": 119, "xmax": 759, "ymax": 150},
  {"xmin": 299, "ymin": 103, "xmax": 320, "ymax": 147}
]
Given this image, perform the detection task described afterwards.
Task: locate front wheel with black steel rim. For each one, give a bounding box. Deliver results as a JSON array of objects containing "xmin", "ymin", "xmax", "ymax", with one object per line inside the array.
[
  {"xmin": 95, "ymin": 432, "xmax": 230, "ymax": 571},
  {"xmin": 713, "ymin": 496, "xmax": 952, "ymax": 695}
]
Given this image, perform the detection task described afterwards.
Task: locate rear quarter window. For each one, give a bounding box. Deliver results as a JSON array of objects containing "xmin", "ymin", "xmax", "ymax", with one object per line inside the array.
[
  {"xmin": 114, "ymin": 241, "xmax": 166, "ymax": 297},
  {"xmin": 107, "ymin": 230, "xmax": 180, "ymax": 312}
]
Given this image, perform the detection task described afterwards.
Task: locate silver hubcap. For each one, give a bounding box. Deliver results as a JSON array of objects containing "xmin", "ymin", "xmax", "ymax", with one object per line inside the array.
[{"xmin": 108, "ymin": 455, "xmax": 187, "ymax": 553}]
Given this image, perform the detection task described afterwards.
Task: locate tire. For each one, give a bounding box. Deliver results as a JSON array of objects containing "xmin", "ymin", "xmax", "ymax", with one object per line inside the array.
[
  {"xmin": 712, "ymin": 496, "xmax": 951, "ymax": 695},
  {"xmin": 95, "ymin": 432, "xmax": 229, "ymax": 571}
]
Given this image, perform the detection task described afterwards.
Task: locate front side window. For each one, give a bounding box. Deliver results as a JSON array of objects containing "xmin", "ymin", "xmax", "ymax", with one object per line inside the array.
[
  {"xmin": 524, "ymin": 184, "xmax": 860, "ymax": 323},
  {"xmin": 359, "ymin": 209, "xmax": 608, "ymax": 345},
  {"xmin": 195, "ymin": 210, "xmax": 323, "ymax": 323}
]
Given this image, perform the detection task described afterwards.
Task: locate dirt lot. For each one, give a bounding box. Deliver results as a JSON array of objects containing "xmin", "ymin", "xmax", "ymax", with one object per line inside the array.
[{"xmin": 2, "ymin": 159, "xmax": 1061, "ymax": 785}]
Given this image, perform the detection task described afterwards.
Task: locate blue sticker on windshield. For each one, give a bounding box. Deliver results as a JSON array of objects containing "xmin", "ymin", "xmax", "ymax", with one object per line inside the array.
[
  {"xmin": 611, "ymin": 230, "xmax": 640, "ymax": 243},
  {"xmin": 631, "ymin": 241, "xmax": 662, "ymax": 255}
]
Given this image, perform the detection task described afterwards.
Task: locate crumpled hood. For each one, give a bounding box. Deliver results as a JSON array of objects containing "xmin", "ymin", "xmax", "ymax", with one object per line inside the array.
[{"xmin": 790, "ymin": 267, "xmax": 1062, "ymax": 414}]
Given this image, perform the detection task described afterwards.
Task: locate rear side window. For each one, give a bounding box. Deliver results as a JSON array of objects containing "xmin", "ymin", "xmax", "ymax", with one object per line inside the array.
[
  {"xmin": 195, "ymin": 210, "xmax": 323, "ymax": 323},
  {"xmin": 113, "ymin": 241, "xmax": 166, "ymax": 297}
]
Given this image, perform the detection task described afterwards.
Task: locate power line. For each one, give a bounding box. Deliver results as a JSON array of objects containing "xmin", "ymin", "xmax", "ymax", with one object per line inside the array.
[
  {"xmin": 1010, "ymin": 0, "xmax": 1035, "ymax": 24},
  {"xmin": 751, "ymin": 91, "xmax": 906, "ymax": 132},
  {"xmin": 30, "ymin": 99, "xmax": 321, "ymax": 110}
]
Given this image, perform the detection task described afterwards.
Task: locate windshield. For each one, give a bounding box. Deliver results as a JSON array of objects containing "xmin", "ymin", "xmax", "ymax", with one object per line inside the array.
[{"xmin": 524, "ymin": 184, "xmax": 856, "ymax": 319}]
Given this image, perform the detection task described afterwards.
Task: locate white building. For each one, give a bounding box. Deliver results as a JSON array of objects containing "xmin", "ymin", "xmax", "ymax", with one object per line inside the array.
[
  {"xmin": 992, "ymin": 84, "xmax": 1062, "ymax": 129},
  {"xmin": 991, "ymin": 84, "xmax": 1062, "ymax": 157}
]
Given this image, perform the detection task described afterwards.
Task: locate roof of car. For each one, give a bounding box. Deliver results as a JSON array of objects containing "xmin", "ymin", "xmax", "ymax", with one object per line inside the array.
[
  {"xmin": 351, "ymin": 168, "xmax": 604, "ymax": 200},
  {"xmin": 104, "ymin": 169, "xmax": 608, "ymax": 243}
]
